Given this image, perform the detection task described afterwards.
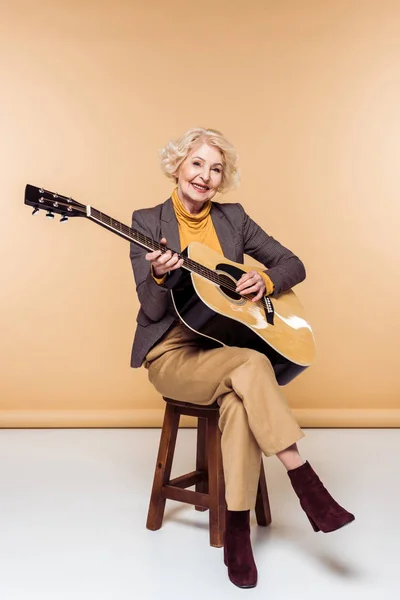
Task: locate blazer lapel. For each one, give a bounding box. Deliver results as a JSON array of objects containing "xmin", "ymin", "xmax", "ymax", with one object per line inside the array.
[
  {"xmin": 211, "ymin": 203, "xmax": 237, "ymax": 261},
  {"xmin": 160, "ymin": 198, "xmax": 181, "ymax": 252}
]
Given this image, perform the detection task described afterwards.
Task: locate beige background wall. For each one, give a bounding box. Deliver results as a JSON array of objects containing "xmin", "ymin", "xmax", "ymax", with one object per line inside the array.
[{"xmin": 1, "ymin": 0, "xmax": 399, "ymax": 427}]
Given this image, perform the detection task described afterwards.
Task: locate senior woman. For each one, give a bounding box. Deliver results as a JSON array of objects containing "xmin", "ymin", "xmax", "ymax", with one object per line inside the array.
[{"xmin": 129, "ymin": 128, "xmax": 354, "ymax": 589}]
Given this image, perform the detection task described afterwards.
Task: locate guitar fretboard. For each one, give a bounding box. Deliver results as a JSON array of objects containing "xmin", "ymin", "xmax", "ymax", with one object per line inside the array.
[{"xmin": 89, "ymin": 207, "xmax": 229, "ymax": 289}]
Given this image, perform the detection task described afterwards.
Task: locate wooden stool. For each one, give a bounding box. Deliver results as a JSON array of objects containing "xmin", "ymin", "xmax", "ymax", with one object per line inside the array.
[{"xmin": 146, "ymin": 397, "xmax": 272, "ymax": 547}]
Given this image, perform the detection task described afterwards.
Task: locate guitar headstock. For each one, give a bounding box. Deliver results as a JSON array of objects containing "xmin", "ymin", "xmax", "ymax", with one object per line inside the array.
[{"xmin": 24, "ymin": 185, "xmax": 87, "ymax": 221}]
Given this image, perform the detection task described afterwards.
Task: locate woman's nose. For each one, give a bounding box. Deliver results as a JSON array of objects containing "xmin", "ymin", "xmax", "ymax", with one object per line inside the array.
[{"xmin": 201, "ymin": 167, "xmax": 210, "ymax": 181}]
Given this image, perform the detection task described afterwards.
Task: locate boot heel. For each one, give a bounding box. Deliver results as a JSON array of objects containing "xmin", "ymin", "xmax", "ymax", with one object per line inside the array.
[
  {"xmin": 307, "ymin": 515, "xmax": 320, "ymax": 532},
  {"xmin": 223, "ymin": 543, "xmax": 228, "ymax": 566}
]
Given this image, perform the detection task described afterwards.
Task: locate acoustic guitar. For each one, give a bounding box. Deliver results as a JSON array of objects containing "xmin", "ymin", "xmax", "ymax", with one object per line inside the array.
[{"xmin": 24, "ymin": 184, "xmax": 316, "ymax": 385}]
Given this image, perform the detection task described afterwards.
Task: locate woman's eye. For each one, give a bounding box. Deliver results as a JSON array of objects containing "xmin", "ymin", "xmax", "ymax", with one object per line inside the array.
[
  {"xmin": 193, "ymin": 161, "xmax": 201, "ymax": 166},
  {"xmin": 213, "ymin": 168, "xmax": 221, "ymax": 173}
]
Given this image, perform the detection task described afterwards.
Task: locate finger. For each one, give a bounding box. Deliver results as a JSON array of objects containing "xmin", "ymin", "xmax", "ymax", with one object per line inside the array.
[
  {"xmin": 155, "ymin": 250, "xmax": 173, "ymax": 266},
  {"xmin": 163, "ymin": 253, "xmax": 181, "ymax": 269},
  {"xmin": 155, "ymin": 253, "xmax": 183, "ymax": 274},
  {"xmin": 154, "ymin": 256, "xmax": 184, "ymax": 277},
  {"xmin": 238, "ymin": 285, "xmax": 260, "ymax": 295},
  {"xmin": 236, "ymin": 278, "xmax": 251, "ymax": 291},
  {"xmin": 145, "ymin": 249, "xmax": 162, "ymax": 261},
  {"xmin": 238, "ymin": 270, "xmax": 259, "ymax": 283},
  {"xmin": 237, "ymin": 271, "xmax": 255, "ymax": 284},
  {"xmin": 236, "ymin": 274, "xmax": 261, "ymax": 291},
  {"xmin": 152, "ymin": 260, "xmax": 170, "ymax": 278},
  {"xmin": 252, "ymin": 288, "xmax": 266, "ymax": 302},
  {"xmin": 146, "ymin": 238, "xmax": 169, "ymax": 262},
  {"xmin": 169, "ymin": 258, "xmax": 184, "ymax": 271}
]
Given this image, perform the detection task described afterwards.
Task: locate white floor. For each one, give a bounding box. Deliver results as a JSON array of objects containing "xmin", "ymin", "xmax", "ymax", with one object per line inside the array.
[{"xmin": 0, "ymin": 428, "xmax": 399, "ymax": 600}]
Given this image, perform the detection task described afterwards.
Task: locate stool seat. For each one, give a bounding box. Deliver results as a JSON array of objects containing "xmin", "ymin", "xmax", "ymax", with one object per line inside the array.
[
  {"xmin": 164, "ymin": 398, "xmax": 220, "ymax": 411},
  {"xmin": 146, "ymin": 396, "xmax": 272, "ymax": 547}
]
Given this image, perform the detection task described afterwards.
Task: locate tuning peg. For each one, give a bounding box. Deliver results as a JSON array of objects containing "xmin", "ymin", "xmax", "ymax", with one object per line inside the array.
[
  {"xmin": 60, "ymin": 215, "xmax": 68, "ymax": 223},
  {"xmin": 46, "ymin": 211, "xmax": 54, "ymax": 219},
  {"xmin": 32, "ymin": 207, "xmax": 39, "ymax": 216}
]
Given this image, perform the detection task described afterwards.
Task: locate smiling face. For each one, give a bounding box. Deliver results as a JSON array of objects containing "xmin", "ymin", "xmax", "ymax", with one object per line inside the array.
[{"xmin": 176, "ymin": 142, "xmax": 224, "ymax": 214}]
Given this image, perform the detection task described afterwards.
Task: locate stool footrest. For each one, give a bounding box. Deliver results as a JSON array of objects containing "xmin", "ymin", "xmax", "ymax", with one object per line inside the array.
[
  {"xmin": 163, "ymin": 485, "xmax": 210, "ymax": 509},
  {"xmin": 168, "ymin": 470, "xmax": 205, "ymax": 490}
]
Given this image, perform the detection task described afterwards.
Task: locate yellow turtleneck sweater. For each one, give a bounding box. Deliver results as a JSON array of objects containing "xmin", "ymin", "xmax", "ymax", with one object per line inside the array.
[{"xmin": 153, "ymin": 188, "xmax": 274, "ymax": 296}]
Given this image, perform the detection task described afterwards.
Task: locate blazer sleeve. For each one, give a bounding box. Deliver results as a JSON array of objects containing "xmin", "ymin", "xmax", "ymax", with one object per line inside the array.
[
  {"xmin": 238, "ymin": 204, "xmax": 306, "ymax": 296},
  {"xmin": 129, "ymin": 209, "xmax": 170, "ymax": 322}
]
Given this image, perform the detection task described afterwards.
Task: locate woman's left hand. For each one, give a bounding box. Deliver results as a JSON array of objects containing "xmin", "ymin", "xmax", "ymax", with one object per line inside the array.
[{"xmin": 235, "ymin": 271, "xmax": 266, "ymax": 302}]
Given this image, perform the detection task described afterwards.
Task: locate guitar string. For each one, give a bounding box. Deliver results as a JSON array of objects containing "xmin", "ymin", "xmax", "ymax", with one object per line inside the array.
[
  {"xmin": 34, "ymin": 194, "xmax": 269, "ymax": 309},
  {"xmin": 90, "ymin": 208, "xmax": 268, "ymax": 307},
  {"xmin": 34, "ymin": 192, "xmax": 249, "ymax": 293}
]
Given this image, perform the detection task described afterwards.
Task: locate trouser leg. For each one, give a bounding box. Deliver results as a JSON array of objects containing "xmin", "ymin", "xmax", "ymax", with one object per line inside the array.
[{"xmin": 218, "ymin": 391, "xmax": 262, "ymax": 510}]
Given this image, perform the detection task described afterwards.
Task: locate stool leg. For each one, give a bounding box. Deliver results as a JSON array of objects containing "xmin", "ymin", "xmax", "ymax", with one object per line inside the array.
[
  {"xmin": 207, "ymin": 415, "xmax": 226, "ymax": 548},
  {"xmin": 195, "ymin": 417, "xmax": 208, "ymax": 512},
  {"xmin": 146, "ymin": 404, "xmax": 180, "ymax": 531},
  {"xmin": 255, "ymin": 460, "xmax": 272, "ymax": 527}
]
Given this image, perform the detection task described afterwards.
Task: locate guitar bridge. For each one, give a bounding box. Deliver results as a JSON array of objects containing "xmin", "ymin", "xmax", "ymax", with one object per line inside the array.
[{"xmin": 263, "ymin": 296, "xmax": 275, "ymax": 325}]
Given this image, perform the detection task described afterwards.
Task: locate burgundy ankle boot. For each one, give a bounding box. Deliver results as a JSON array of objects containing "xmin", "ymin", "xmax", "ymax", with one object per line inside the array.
[
  {"xmin": 223, "ymin": 509, "xmax": 257, "ymax": 588},
  {"xmin": 288, "ymin": 461, "xmax": 355, "ymax": 533}
]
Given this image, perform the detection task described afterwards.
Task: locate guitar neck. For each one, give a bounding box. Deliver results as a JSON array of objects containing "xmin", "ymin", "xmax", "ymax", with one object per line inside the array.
[
  {"xmin": 23, "ymin": 184, "xmax": 264, "ymax": 305},
  {"xmin": 87, "ymin": 206, "xmax": 219, "ymax": 284}
]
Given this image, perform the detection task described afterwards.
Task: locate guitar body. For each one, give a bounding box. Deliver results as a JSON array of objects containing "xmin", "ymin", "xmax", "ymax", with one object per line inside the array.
[{"xmin": 170, "ymin": 242, "xmax": 316, "ymax": 386}]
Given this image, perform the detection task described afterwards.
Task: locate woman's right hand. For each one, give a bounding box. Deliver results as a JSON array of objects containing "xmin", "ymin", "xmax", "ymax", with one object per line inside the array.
[{"xmin": 145, "ymin": 238, "xmax": 184, "ymax": 277}]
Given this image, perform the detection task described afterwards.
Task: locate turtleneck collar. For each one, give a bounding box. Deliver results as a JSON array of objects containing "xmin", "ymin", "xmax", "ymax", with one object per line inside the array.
[{"xmin": 171, "ymin": 187, "xmax": 212, "ymax": 225}]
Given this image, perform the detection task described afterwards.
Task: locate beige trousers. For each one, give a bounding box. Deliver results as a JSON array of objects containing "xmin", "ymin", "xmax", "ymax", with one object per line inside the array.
[{"xmin": 145, "ymin": 321, "xmax": 305, "ymax": 511}]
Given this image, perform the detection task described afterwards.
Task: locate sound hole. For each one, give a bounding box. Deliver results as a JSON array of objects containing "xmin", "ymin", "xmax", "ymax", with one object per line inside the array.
[{"xmin": 217, "ymin": 273, "xmax": 242, "ymax": 301}]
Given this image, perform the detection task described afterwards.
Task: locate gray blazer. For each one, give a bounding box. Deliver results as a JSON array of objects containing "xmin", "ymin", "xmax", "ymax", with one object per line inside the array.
[{"xmin": 129, "ymin": 197, "xmax": 306, "ymax": 368}]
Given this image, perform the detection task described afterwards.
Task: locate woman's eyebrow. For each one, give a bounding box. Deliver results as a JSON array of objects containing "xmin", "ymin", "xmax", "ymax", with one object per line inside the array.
[{"xmin": 193, "ymin": 156, "xmax": 223, "ymax": 167}]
